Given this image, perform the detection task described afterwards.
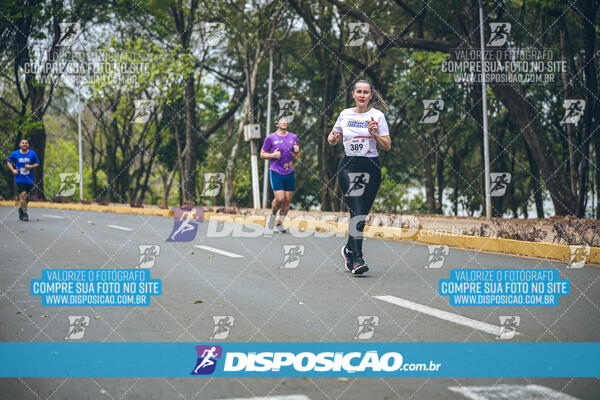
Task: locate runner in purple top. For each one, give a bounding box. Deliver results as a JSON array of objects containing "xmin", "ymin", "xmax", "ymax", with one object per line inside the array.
[{"xmin": 260, "ymin": 116, "xmax": 300, "ymax": 233}]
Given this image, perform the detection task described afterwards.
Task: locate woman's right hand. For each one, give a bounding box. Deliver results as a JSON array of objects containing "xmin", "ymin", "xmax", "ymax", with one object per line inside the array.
[
  {"xmin": 272, "ymin": 149, "xmax": 281, "ymax": 159},
  {"xmin": 328, "ymin": 130, "xmax": 341, "ymax": 145}
]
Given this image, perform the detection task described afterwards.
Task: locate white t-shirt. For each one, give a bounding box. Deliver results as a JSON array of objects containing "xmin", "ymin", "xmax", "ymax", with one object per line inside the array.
[{"xmin": 332, "ymin": 107, "xmax": 389, "ymax": 157}]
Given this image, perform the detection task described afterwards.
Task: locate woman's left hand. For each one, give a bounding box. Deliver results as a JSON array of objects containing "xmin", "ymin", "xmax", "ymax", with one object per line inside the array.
[{"xmin": 368, "ymin": 117, "xmax": 379, "ymax": 136}]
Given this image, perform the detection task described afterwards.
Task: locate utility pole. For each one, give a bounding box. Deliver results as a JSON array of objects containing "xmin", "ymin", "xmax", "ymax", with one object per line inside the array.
[
  {"xmin": 78, "ymin": 99, "xmax": 84, "ymax": 202},
  {"xmin": 479, "ymin": 0, "xmax": 492, "ymax": 220},
  {"xmin": 244, "ymin": 56, "xmax": 261, "ymax": 209},
  {"xmin": 262, "ymin": 46, "xmax": 274, "ymax": 209},
  {"xmin": 250, "ymin": 137, "xmax": 261, "ymax": 209}
]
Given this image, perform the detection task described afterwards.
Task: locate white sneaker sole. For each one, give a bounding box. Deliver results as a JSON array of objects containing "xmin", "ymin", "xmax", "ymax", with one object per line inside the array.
[{"xmin": 352, "ymin": 265, "xmax": 369, "ymax": 275}]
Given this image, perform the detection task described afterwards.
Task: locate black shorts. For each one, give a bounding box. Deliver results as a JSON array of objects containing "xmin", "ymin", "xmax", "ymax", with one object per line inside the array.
[{"xmin": 16, "ymin": 182, "xmax": 33, "ymax": 194}]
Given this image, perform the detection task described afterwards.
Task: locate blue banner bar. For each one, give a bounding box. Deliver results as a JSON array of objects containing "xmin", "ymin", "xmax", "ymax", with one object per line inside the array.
[{"xmin": 1, "ymin": 342, "xmax": 598, "ymax": 377}]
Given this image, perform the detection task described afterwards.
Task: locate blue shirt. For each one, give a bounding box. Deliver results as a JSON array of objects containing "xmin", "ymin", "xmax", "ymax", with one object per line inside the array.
[{"xmin": 7, "ymin": 149, "xmax": 40, "ymax": 184}]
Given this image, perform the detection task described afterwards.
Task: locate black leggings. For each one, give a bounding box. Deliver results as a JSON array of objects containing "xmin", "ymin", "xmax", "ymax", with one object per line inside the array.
[{"xmin": 337, "ymin": 156, "xmax": 382, "ymax": 255}]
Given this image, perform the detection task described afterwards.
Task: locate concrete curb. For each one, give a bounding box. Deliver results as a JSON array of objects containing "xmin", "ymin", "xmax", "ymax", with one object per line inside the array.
[
  {"xmin": 0, "ymin": 201, "xmax": 173, "ymax": 217},
  {"xmin": 204, "ymin": 213, "xmax": 600, "ymax": 264},
  {"xmin": 2, "ymin": 201, "xmax": 598, "ymax": 264}
]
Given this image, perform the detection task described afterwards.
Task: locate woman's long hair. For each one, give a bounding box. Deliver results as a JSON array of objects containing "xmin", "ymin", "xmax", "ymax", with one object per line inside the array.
[{"xmin": 354, "ymin": 79, "xmax": 389, "ymax": 113}]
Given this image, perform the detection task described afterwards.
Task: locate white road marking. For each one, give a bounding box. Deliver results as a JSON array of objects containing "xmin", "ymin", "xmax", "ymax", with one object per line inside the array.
[
  {"xmin": 107, "ymin": 224, "xmax": 133, "ymax": 231},
  {"xmin": 194, "ymin": 245, "xmax": 243, "ymax": 258},
  {"xmin": 217, "ymin": 396, "xmax": 310, "ymax": 400},
  {"xmin": 448, "ymin": 384, "xmax": 581, "ymax": 400},
  {"xmin": 374, "ymin": 295, "xmax": 515, "ymax": 337},
  {"xmin": 42, "ymin": 214, "xmax": 64, "ymax": 219}
]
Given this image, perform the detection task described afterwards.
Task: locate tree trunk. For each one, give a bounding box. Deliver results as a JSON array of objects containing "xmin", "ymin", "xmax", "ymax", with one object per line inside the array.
[
  {"xmin": 452, "ymin": 144, "xmax": 459, "ymax": 216},
  {"xmin": 421, "ymin": 139, "xmax": 436, "ymax": 214},
  {"xmin": 509, "ymin": 144, "xmax": 517, "ymax": 218},
  {"xmin": 491, "ymin": 84, "xmax": 576, "ymax": 215},
  {"xmin": 173, "ymin": 117, "xmax": 185, "ymax": 205},
  {"xmin": 435, "ymin": 152, "xmax": 444, "ymax": 214},
  {"xmin": 491, "ymin": 121, "xmax": 507, "ymax": 217},
  {"xmin": 524, "ymin": 138, "xmax": 544, "ymax": 218},
  {"xmin": 28, "ymin": 86, "xmax": 47, "ymax": 200},
  {"xmin": 225, "ymin": 106, "xmax": 246, "ymax": 208},
  {"xmin": 596, "ymin": 133, "xmax": 600, "ymax": 219},
  {"xmin": 435, "ymin": 128, "xmax": 444, "ymax": 214},
  {"xmin": 105, "ymin": 119, "xmax": 118, "ymax": 202},
  {"xmin": 560, "ymin": 29, "xmax": 578, "ymax": 198},
  {"xmin": 169, "ymin": 1, "xmax": 199, "ymax": 205},
  {"xmin": 182, "ymin": 75, "xmax": 197, "ymax": 205},
  {"xmin": 319, "ymin": 69, "xmax": 340, "ymax": 211},
  {"xmin": 90, "ymin": 145, "xmax": 98, "ymax": 199},
  {"xmin": 575, "ymin": 0, "xmax": 599, "ymax": 218}
]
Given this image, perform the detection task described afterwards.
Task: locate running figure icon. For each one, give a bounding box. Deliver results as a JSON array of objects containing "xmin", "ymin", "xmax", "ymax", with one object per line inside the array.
[
  {"xmin": 281, "ymin": 245, "xmax": 305, "ymax": 268},
  {"xmin": 193, "ymin": 347, "xmax": 218, "ymax": 373},
  {"xmin": 419, "ymin": 100, "xmax": 444, "ymax": 123},
  {"xmin": 210, "ymin": 316, "xmax": 234, "ymax": 339},
  {"xmin": 354, "ymin": 316, "xmax": 379, "ymax": 339},
  {"xmin": 346, "ymin": 23, "xmax": 369, "ymax": 46},
  {"xmin": 137, "ymin": 245, "xmax": 160, "ymax": 268},
  {"xmin": 191, "ymin": 345, "xmax": 223, "ymax": 375},
  {"xmin": 346, "ymin": 173, "xmax": 370, "ymax": 197},
  {"xmin": 487, "ymin": 23, "xmax": 511, "ymax": 46},
  {"xmin": 489, "ymin": 173, "xmax": 511, "ymax": 196},
  {"xmin": 561, "ymin": 100, "xmax": 585, "ymax": 124},
  {"xmin": 167, "ymin": 207, "xmax": 204, "ymax": 242}
]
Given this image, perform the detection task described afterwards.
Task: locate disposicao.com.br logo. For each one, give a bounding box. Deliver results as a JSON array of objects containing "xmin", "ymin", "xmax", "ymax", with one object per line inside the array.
[{"xmin": 191, "ymin": 345, "xmax": 442, "ymax": 376}]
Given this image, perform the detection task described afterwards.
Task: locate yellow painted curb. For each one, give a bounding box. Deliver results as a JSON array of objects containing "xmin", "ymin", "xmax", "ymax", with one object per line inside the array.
[
  {"xmin": 200, "ymin": 213, "xmax": 599, "ymax": 264},
  {"xmin": 0, "ymin": 201, "xmax": 173, "ymax": 217},
  {"xmin": 409, "ymin": 231, "xmax": 600, "ymax": 264},
  {"xmin": 2, "ymin": 202, "xmax": 598, "ymax": 264}
]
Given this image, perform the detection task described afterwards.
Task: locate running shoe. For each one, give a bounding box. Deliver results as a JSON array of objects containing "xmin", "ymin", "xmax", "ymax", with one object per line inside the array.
[
  {"xmin": 22, "ymin": 212, "xmax": 29, "ymax": 222},
  {"xmin": 341, "ymin": 245, "xmax": 355, "ymax": 272},
  {"xmin": 274, "ymin": 223, "xmax": 287, "ymax": 233},
  {"xmin": 351, "ymin": 254, "xmax": 369, "ymax": 275},
  {"xmin": 267, "ymin": 215, "xmax": 276, "ymax": 230},
  {"xmin": 18, "ymin": 208, "xmax": 23, "ymax": 221}
]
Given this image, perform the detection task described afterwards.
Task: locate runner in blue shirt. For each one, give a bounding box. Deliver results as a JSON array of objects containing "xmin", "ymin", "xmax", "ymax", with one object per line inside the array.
[{"xmin": 6, "ymin": 139, "xmax": 40, "ymax": 221}]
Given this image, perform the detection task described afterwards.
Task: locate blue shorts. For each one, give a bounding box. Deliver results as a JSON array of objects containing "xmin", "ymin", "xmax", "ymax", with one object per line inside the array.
[{"xmin": 270, "ymin": 170, "xmax": 296, "ymax": 191}]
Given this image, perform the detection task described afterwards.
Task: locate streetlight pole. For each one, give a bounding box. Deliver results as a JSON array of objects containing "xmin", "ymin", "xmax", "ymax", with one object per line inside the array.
[
  {"xmin": 250, "ymin": 140, "xmax": 261, "ymax": 209},
  {"xmin": 479, "ymin": 0, "xmax": 492, "ymax": 220},
  {"xmin": 78, "ymin": 100, "xmax": 84, "ymax": 202},
  {"xmin": 244, "ymin": 57, "xmax": 261, "ymax": 210}
]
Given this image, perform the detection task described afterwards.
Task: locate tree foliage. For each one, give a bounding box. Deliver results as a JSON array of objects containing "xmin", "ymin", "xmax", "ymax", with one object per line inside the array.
[{"xmin": 0, "ymin": 0, "xmax": 598, "ymax": 218}]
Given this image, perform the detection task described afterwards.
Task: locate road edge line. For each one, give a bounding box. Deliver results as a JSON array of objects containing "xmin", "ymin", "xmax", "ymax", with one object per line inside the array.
[{"xmin": 2, "ymin": 201, "xmax": 597, "ymax": 264}]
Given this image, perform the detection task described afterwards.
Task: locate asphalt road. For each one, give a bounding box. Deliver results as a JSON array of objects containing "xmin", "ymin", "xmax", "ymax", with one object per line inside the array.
[{"xmin": 1, "ymin": 206, "xmax": 599, "ymax": 399}]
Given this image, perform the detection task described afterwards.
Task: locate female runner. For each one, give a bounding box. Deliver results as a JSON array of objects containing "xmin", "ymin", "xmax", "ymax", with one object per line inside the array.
[{"xmin": 328, "ymin": 80, "xmax": 391, "ymax": 274}]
